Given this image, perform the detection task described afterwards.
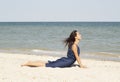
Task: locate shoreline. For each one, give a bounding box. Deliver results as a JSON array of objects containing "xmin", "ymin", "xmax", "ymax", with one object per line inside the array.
[
  {"xmin": 0, "ymin": 49, "xmax": 119, "ymax": 62},
  {"xmin": 0, "ymin": 52, "xmax": 120, "ymax": 82}
]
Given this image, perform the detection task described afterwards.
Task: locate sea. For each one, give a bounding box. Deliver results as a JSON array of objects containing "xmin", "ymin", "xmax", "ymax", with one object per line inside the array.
[{"xmin": 0, "ymin": 22, "xmax": 120, "ymax": 61}]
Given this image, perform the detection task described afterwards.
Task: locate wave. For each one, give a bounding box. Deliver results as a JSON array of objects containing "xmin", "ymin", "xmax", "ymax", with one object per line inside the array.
[
  {"xmin": 31, "ymin": 49, "xmax": 120, "ymax": 61},
  {"xmin": 31, "ymin": 49, "xmax": 66, "ymax": 56},
  {"xmin": 81, "ymin": 52, "xmax": 120, "ymax": 62}
]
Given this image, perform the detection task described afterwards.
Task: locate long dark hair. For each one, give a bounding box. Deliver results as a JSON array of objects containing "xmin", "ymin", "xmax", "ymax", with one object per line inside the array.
[{"xmin": 64, "ymin": 30, "xmax": 77, "ymax": 48}]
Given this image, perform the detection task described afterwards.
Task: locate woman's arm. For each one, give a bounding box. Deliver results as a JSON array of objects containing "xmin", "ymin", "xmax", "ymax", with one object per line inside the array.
[{"xmin": 72, "ymin": 44, "xmax": 86, "ymax": 68}]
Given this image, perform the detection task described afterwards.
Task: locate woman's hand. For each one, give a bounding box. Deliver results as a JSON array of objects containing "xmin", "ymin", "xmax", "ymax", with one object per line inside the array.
[{"xmin": 79, "ymin": 64, "xmax": 87, "ymax": 68}]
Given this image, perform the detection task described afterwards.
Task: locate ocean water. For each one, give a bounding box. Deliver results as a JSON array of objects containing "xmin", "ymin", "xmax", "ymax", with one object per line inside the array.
[{"xmin": 0, "ymin": 22, "xmax": 120, "ymax": 61}]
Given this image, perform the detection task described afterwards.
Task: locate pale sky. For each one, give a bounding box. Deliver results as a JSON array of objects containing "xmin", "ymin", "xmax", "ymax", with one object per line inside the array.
[{"xmin": 0, "ymin": 0, "xmax": 120, "ymax": 22}]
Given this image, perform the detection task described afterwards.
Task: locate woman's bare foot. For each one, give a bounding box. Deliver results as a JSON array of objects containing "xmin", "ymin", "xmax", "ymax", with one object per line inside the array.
[{"xmin": 21, "ymin": 61, "xmax": 46, "ymax": 67}]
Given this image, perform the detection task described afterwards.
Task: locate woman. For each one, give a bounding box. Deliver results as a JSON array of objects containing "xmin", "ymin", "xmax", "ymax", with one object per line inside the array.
[{"xmin": 21, "ymin": 30, "xmax": 86, "ymax": 68}]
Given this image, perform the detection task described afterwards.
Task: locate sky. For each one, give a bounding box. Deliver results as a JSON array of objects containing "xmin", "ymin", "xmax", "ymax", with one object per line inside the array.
[{"xmin": 0, "ymin": 0, "xmax": 120, "ymax": 22}]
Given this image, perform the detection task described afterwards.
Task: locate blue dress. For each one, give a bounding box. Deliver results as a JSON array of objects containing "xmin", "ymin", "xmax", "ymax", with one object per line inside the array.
[{"xmin": 46, "ymin": 46, "xmax": 80, "ymax": 68}]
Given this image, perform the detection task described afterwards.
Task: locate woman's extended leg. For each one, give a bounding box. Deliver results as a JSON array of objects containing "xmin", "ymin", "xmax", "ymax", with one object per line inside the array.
[{"xmin": 21, "ymin": 60, "xmax": 46, "ymax": 67}]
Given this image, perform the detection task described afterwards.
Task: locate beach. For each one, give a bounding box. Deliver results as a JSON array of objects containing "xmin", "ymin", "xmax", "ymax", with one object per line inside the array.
[{"xmin": 0, "ymin": 52, "xmax": 120, "ymax": 82}]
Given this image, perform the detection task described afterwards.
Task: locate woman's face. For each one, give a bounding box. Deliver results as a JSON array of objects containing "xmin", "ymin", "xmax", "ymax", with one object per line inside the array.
[{"xmin": 76, "ymin": 32, "xmax": 82, "ymax": 40}]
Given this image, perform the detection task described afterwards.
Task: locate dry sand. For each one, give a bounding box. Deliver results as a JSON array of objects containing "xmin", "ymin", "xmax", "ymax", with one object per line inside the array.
[{"xmin": 0, "ymin": 52, "xmax": 120, "ymax": 82}]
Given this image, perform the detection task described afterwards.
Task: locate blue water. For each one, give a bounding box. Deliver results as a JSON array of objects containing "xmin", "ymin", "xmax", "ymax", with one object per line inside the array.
[{"xmin": 0, "ymin": 22, "xmax": 120, "ymax": 61}]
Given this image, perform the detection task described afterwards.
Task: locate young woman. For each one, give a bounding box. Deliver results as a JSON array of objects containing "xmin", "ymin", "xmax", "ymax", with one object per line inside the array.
[{"xmin": 21, "ymin": 30, "xmax": 86, "ymax": 68}]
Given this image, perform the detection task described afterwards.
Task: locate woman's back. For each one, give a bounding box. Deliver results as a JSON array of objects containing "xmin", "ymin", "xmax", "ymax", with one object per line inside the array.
[{"xmin": 67, "ymin": 46, "xmax": 80, "ymax": 60}]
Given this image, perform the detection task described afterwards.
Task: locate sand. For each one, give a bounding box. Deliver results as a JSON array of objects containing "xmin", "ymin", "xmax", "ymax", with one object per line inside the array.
[{"xmin": 0, "ymin": 52, "xmax": 120, "ymax": 82}]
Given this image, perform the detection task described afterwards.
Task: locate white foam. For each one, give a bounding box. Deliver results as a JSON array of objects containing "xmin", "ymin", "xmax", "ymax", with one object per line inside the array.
[{"xmin": 32, "ymin": 49, "xmax": 66, "ymax": 55}]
